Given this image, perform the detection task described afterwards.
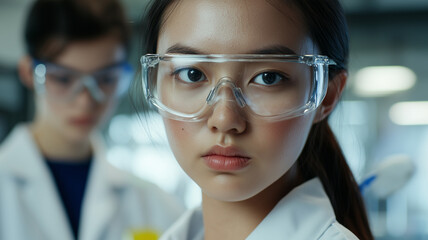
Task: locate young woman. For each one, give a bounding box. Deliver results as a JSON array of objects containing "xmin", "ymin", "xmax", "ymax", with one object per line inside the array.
[
  {"xmin": 0, "ymin": 0, "xmax": 183, "ymax": 240},
  {"xmin": 139, "ymin": 0, "xmax": 373, "ymax": 239}
]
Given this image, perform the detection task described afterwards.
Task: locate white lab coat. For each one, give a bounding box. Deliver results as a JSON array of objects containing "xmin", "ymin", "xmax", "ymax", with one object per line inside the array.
[
  {"xmin": 160, "ymin": 178, "xmax": 359, "ymax": 240},
  {"xmin": 0, "ymin": 124, "xmax": 184, "ymax": 240}
]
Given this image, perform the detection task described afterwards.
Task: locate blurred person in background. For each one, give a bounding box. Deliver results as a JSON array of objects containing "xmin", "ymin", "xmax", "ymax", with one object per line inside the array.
[{"xmin": 0, "ymin": 0, "xmax": 184, "ymax": 239}]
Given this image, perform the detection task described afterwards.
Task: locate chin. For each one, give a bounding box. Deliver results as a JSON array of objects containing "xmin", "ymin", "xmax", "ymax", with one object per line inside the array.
[
  {"xmin": 66, "ymin": 125, "xmax": 95, "ymax": 143},
  {"xmin": 204, "ymin": 188, "xmax": 259, "ymax": 202},
  {"xmin": 201, "ymin": 175, "xmax": 263, "ymax": 202}
]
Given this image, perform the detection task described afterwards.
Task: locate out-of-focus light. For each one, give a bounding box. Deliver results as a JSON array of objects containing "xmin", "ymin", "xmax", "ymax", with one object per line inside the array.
[
  {"xmin": 354, "ymin": 66, "xmax": 416, "ymax": 97},
  {"xmin": 108, "ymin": 114, "xmax": 132, "ymax": 144},
  {"xmin": 130, "ymin": 112, "xmax": 168, "ymax": 145},
  {"xmin": 389, "ymin": 101, "xmax": 428, "ymax": 125},
  {"xmin": 34, "ymin": 64, "xmax": 46, "ymax": 78},
  {"xmin": 331, "ymin": 100, "xmax": 369, "ymax": 125},
  {"xmin": 107, "ymin": 146, "xmax": 133, "ymax": 170},
  {"xmin": 132, "ymin": 146, "xmax": 180, "ymax": 193}
]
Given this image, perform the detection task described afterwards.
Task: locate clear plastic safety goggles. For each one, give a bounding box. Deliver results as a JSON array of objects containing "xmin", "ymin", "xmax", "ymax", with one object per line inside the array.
[
  {"xmin": 141, "ymin": 54, "xmax": 336, "ymax": 122},
  {"xmin": 33, "ymin": 59, "xmax": 133, "ymax": 103}
]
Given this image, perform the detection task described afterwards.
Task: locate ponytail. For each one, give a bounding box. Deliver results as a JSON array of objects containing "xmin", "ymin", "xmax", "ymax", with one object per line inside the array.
[
  {"xmin": 288, "ymin": 0, "xmax": 373, "ymax": 237},
  {"xmin": 298, "ymin": 119, "xmax": 373, "ymax": 239}
]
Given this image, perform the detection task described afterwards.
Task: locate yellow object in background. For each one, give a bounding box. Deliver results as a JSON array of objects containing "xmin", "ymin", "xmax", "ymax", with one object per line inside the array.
[{"xmin": 124, "ymin": 229, "xmax": 160, "ymax": 240}]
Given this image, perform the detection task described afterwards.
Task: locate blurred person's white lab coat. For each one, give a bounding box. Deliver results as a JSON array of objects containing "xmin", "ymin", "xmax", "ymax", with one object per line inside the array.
[{"xmin": 0, "ymin": 124, "xmax": 184, "ymax": 240}]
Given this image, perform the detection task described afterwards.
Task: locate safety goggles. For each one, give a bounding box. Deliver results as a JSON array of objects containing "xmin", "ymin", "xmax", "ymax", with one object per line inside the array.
[
  {"xmin": 141, "ymin": 54, "xmax": 336, "ymax": 122},
  {"xmin": 33, "ymin": 59, "xmax": 133, "ymax": 103}
]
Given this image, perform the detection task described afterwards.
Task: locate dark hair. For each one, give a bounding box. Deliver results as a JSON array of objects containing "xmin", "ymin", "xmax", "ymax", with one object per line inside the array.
[
  {"xmin": 24, "ymin": 0, "xmax": 130, "ymax": 61},
  {"xmin": 141, "ymin": 0, "xmax": 373, "ymax": 239},
  {"xmin": 287, "ymin": 1, "xmax": 373, "ymax": 239}
]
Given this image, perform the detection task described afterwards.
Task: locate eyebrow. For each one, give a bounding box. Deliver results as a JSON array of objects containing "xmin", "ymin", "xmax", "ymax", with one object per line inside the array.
[
  {"xmin": 166, "ymin": 44, "xmax": 205, "ymax": 54},
  {"xmin": 250, "ymin": 45, "xmax": 297, "ymax": 55},
  {"xmin": 39, "ymin": 60, "xmax": 126, "ymax": 74},
  {"xmin": 165, "ymin": 44, "xmax": 297, "ymax": 55}
]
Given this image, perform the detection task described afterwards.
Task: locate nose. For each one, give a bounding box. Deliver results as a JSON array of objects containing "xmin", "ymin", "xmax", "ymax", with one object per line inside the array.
[
  {"xmin": 72, "ymin": 76, "xmax": 105, "ymax": 107},
  {"xmin": 81, "ymin": 76, "xmax": 105, "ymax": 103},
  {"xmin": 206, "ymin": 79, "xmax": 247, "ymax": 134},
  {"xmin": 206, "ymin": 79, "xmax": 246, "ymax": 108},
  {"xmin": 74, "ymin": 87, "xmax": 97, "ymax": 109}
]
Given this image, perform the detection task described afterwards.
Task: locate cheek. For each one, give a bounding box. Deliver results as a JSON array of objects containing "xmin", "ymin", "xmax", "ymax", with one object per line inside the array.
[
  {"xmin": 163, "ymin": 119, "xmax": 200, "ymax": 161},
  {"xmin": 253, "ymin": 115, "xmax": 314, "ymax": 168},
  {"xmin": 42, "ymin": 97, "xmax": 66, "ymax": 119}
]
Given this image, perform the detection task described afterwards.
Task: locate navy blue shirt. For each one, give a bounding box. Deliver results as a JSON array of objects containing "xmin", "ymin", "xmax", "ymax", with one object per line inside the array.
[{"xmin": 46, "ymin": 157, "xmax": 92, "ymax": 240}]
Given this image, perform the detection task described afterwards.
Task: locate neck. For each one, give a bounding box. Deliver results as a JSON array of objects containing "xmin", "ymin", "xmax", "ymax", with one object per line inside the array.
[
  {"xmin": 30, "ymin": 122, "xmax": 92, "ymax": 162},
  {"xmin": 202, "ymin": 165, "xmax": 304, "ymax": 240},
  {"xmin": 202, "ymin": 196, "xmax": 265, "ymax": 240}
]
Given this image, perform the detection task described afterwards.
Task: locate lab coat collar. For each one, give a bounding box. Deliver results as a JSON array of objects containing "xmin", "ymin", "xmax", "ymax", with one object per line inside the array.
[
  {"xmin": 1, "ymin": 124, "xmax": 127, "ymax": 189},
  {"xmin": 78, "ymin": 132, "xmax": 129, "ymax": 240},
  {"xmin": 246, "ymin": 178, "xmax": 336, "ymax": 239},
  {"xmin": 0, "ymin": 124, "xmax": 46, "ymax": 181},
  {"xmin": 160, "ymin": 178, "xmax": 336, "ymax": 240},
  {"xmin": 0, "ymin": 124, "xmax": 129, "ymax": 240},
  {"xmin": 0, "ymin": 124, "xmax": 75, "ymax": 240}
]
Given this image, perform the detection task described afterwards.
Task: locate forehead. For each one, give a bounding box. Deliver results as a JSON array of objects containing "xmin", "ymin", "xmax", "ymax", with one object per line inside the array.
[
  {"xmin": 158, "ymin": 0, "xmax": 316, "ymax": 55},
  {"xmin": 53, "ymin": 35, "xmax": 125, "ymax": 72}
]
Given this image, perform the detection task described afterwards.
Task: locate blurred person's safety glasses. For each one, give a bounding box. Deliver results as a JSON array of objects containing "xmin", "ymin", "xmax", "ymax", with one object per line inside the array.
[
  {"xmin": 141, "ymin": 54, "xmax": 336, "ymax": 122},
  {"xmin": 33, "ymin": 59, "xmax": 133, "ymax": 103}
]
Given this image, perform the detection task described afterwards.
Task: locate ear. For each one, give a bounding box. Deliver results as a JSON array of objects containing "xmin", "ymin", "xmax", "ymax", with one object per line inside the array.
[
  {"xmin": 18, "ymin": 55, "xmax": 34, "ymax": 90},
  {"xmin": 313, "ymin": 70, "xmax": 347, "ymax": 123}
]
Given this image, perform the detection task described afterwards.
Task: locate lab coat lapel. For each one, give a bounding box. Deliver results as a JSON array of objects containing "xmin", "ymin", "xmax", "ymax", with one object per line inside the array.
[
  {"xmin": 6, "ymin": 125, "xmax": 74, "ymax": 240},
  {"xmin": 79, "ymin": 134, "xmax": 126, "ymax": 240},
  {"xmin": 246, "ymin": 178, "xmax": 336, "ymax": 240},
  {"xmin": 21, "ymin": 176, "xmax": 74, "ymax": 240}
]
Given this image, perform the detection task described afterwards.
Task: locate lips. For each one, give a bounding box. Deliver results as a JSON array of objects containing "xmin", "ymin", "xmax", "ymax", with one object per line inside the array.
[
  {"xmin": 202, "ymin": 145, "xmax": 251, "ymax": 171},
  {"xmin": 69, "ymin": 116, "xmax": 95, "ymax": 127}
]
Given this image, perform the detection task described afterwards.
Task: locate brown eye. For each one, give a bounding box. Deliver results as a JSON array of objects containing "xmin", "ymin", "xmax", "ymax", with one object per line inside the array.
[
  {"xmin": 49, "ymin": 74, "xmax": 73, "ymax": 86},
  {"xmin": 174, "ymin": 68, "xmax": 206, "ymax": 83},
  {"xmin": 253, "ymin": 72, "xmax": 285, "ymax": 86}
]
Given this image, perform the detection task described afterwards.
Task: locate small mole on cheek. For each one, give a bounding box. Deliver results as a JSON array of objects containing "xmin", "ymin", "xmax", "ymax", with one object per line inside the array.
[{"xmin": 181, "ymin": 128, "xmax": 184, "ymax": 131}]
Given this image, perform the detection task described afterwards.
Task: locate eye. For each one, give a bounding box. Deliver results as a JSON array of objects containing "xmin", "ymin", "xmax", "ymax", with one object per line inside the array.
[
  {"xmin": 174, "ymin": 68, "xmax": 206, "ymax": 83},
  {"xmin": 50, "ymin": 74, "xmax": 73, "ymax": 86},
  {"xmin": 252, "ymin": 72, "xmax": 286, "ymax": 86},
  {"xmin": 96, "ymin": 74, "xmax": 118, "ymax": 85}
]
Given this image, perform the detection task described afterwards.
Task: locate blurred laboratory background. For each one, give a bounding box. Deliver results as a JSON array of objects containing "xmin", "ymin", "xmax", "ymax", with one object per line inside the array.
[{"xmin": 1, "ymin": 0, "xmax": 427, "ymax": 239}]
